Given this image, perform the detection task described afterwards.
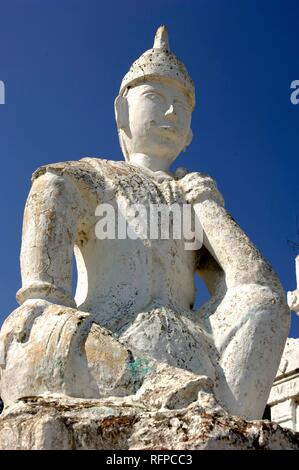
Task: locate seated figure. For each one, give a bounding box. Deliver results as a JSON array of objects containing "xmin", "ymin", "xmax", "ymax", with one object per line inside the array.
[{"xmin": 0, "ymin": 26, "xmax": 289, "ymax": 419}]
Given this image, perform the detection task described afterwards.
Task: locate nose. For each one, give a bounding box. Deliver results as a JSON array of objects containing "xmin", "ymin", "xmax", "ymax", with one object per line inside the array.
[{"xmin": 164, "ymin": 104, "xmax": 176, "ymax": 121}]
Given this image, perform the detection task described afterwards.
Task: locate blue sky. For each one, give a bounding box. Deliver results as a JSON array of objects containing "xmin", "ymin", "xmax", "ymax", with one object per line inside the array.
[{"xmin": 0, "ymin": 0, "xmax": 298, "ymax": 336}]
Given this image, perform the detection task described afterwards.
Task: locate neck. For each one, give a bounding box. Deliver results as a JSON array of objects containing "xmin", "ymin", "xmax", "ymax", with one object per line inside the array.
[{"xmin": 129, "ymin": 153, "xmax": 171, "ymax": 174}]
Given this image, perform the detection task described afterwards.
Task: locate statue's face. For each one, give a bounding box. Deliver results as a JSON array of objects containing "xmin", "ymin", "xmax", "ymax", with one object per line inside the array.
[{"xmin": 117, "ymin": 78, "xmax": 193, "ymax": 164}]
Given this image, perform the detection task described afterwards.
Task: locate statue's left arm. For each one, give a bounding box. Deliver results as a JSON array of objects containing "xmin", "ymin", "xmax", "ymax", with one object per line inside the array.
[{"xmin": 180, "ymin": 172, "xmax": 290, "ymax": 419}]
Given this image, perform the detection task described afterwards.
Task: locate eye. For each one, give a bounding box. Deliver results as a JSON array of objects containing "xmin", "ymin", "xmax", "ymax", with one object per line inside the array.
[{"xmin": 144, "ymin": 92, "xmax": 163, "ymax": 102}]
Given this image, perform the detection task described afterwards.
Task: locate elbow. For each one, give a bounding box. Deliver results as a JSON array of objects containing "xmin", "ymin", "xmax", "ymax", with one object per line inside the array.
[{"xmin": 16, "ymin": 282, "xmax": 76, "ymax": 308}]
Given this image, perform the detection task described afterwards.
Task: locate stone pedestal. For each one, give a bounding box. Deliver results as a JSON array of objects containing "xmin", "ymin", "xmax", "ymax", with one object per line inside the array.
[{"xmin": 0, "ymin": 396, "xmax": 298, "ymax": 450}]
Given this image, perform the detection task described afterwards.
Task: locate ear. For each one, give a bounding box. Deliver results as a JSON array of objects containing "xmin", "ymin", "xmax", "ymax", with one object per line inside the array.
[
  {"xmin": 184, "ymin": 128, "xmax": 193, "ymax": 150},
  {"xmin": 114, "ymin": 95, "xmax": 130, "ymax": 133}
]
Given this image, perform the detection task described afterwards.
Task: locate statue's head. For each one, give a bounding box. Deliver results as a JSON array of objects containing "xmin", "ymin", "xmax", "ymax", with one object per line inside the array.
[{"xmin": 115, "ymin": 26, "xmax": 195, "ymax": 166}]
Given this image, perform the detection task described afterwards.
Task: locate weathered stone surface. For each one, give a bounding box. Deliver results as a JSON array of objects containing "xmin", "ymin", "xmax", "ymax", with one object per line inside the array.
[
  {"xmin": 135, "ymin": 363, "xmax": 217, "ymax": 411},
  {"xmin": 0, "ymin": 396, "xmax": 298, "ymax": 450}
]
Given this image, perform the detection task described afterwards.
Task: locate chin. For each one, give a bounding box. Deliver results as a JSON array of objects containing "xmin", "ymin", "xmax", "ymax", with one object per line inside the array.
[
  {"xmin": 136, "ymin": 133, "xmax": 183, "ymax": 160},
  {"xmin": 159, "ymin": 142, "xmax": 183, "ymax": 159}
]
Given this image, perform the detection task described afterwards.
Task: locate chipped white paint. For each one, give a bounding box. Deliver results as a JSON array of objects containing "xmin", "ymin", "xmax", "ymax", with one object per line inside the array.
[{"xmin": 0, "ymin": 26, "xmax": 290, "ymax": 431}]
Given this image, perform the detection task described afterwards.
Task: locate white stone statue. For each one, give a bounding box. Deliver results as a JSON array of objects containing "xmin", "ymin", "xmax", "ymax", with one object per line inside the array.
[{"xmin": 0, "ymin": 26, "xmax": 290, "ymax": 420}]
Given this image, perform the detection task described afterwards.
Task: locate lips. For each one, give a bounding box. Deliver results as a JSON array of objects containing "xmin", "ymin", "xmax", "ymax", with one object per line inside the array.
[
  {"xmin": 149, "ymin": 122, "xmax": 181, "ymax": 140},
  {"xmin": 158, "ymin": 125, "xmax": 177, "ymax": 132}
]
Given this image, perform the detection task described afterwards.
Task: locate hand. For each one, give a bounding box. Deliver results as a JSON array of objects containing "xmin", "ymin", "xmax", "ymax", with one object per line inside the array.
[
  {"xmin": 0, "ymin": 299, "xmax": 50, "ymax": 366},
  {"xmin": 179, "ymin": 172, "xmax": 224, "ymax": 206}
]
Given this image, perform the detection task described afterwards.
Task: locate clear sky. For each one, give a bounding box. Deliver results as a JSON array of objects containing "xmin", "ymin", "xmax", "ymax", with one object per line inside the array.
[{"xmin": 0, "ymin": 0, "xmax": 298, "ymax": 336}]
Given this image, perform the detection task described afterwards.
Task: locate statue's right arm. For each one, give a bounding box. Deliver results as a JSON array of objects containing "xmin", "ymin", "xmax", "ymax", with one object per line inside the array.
[{"xmin": 16, "ymin": 169, "xmax": 87, "ymax": 307}]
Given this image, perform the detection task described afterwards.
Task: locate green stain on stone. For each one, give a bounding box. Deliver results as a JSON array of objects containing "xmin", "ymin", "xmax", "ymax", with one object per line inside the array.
[{"xmin": 128, "ymin": 357, "xmax": 153, "ymax": 379}]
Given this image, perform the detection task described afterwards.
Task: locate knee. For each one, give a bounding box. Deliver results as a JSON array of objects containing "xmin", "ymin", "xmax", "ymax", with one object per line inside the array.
[
  {"xmin": 242, "ymin": 283, "xmax": 280, "ymax": 301},
  {"xmin": 208, "ymin": 282, "xmax": 290, "ymax": 357},
  {"xmin": 227, "ymin": 283, "xmax": 289, "ymax": 325},
  {"xmin": 245, "ymin": 283, "xmax": 287, "ymax": 311},
  {"xmin": 210, "ymin": 282, "xmax": 289, "ymax": 328}
]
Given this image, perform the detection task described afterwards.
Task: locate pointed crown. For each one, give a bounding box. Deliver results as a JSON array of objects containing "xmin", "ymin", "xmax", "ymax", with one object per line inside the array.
[{"xmin": 119, "ymin": 26, "xmax": 195, "ymax": 108}]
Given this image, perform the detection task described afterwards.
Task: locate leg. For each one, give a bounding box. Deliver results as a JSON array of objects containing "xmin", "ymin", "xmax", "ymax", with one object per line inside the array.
[{"xmin": 204, "ymin": 284, "xmax": 290, "ymax": 419}]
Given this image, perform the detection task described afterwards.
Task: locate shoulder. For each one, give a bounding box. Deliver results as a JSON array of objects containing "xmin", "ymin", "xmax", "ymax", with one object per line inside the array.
[
  {"xmin": 31, "ymin": 157, "xmax": 133, "ymax": 201},
  {"xmin": 31, "ymin": 157, "xmax": 132, "ymax": 182},
  {"xmin": 31, "ymin": 158, "xmax": 119, "ymax": 202},
  {"xmin": 32, "ymin": 157, "xmax": 108, "ymax": 181}
]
